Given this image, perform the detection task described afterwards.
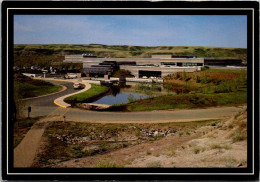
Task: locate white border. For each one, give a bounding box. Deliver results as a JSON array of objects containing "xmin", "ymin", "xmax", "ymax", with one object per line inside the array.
[{"xmin": 6, "ymin": 7, "xmax": 255, "ymax": 176}]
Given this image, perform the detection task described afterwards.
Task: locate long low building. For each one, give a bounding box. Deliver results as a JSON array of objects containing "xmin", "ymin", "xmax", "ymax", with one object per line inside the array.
[{"xmin": 64, "ymin": 54, "xmax": 242, "ymax": 78}]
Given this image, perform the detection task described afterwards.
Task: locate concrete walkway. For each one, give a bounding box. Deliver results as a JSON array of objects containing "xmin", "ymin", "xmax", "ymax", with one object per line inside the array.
[
  {"xmin": 54, "ymin": 81, "xmax": 92, "ymax": 108},
  {"xmin": 14, "ymin": 107, "xmax": 68, "ymax": 167},
  {"xmin": 14, "ymin": 119, "xmax": 48, "ymax": 167}
]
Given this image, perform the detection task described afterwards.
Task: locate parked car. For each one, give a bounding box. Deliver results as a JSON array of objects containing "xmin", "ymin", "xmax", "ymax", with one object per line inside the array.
[
  {"xmin": 64, "ymin": 73, "xmax": 78, "ymax": 79},
  {"xmin": 73, "ymin": 83, "xmax": 84, "ymax": 89}
]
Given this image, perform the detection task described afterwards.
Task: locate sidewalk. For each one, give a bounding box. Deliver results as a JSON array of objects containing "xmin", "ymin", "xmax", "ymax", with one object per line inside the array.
[{"xmin": 13, "ymin": 115, "xmax": 59, "ymax": 167}]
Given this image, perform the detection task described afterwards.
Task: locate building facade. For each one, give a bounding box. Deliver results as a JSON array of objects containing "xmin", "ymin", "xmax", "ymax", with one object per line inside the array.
[{"xmin": 64, "ymin": 54, "xmax": 242, "ymax": 78}]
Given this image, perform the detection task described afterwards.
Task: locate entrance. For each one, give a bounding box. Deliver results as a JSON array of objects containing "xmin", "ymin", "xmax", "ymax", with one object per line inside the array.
[
  {"xmin": 177, "ymin": 62, "xmax": 183, "ymax": 67},
  {"xmin": 139, "ymin": 70, "xmax": 162, "ymax": 78}
]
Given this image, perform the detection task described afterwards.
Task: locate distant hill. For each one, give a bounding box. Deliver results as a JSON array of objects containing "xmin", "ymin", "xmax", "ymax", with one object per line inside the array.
[{"xmin": 13, "ymin": 44, "xmax": 247, "ymax": 67}]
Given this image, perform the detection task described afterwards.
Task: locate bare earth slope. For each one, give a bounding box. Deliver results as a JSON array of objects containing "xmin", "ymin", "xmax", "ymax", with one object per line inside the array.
[{"xmin": 49, "ymin": 107, "xmax": 247, "ymax": 168}]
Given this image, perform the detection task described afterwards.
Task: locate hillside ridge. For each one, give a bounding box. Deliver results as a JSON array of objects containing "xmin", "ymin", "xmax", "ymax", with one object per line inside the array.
[{"xmin": 14, "ymin": 44, "xmax": 247, "ymax": 67}]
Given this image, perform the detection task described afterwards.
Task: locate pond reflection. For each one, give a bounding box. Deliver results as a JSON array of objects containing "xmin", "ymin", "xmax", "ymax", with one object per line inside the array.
[
  {"xmin": 92, "ymin": 82, "xmax": 170, "ymax": 105},
  {"xmin": 93, "ymin": 91, "xmax": 148, "ymax": 105}
]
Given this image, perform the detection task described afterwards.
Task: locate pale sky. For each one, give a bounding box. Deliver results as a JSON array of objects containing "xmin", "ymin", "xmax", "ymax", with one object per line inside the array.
[{"xmin": 14, "ymin": 15, "xmax": 247, "ymax": 48}]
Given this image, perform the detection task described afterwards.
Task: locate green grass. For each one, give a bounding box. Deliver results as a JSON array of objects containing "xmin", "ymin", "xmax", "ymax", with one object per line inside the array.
[
  {"xmin": 109, "ymin": 69, "xmax": 247, "ymax": 111},
  {"xmin": 14, "ymin": 81, "xmax": 62, "ymax": 99},
  {"xmin": 201, "ymin": 68, "xmax": 247, "ymax": 74},
  {"xmin": 64, "ymin": 84, "xmax": 109, "ymax": 103},
  {"xmin": 119, "ymin": 90, "xmax": 247, "ymax": 111},
  {"xmin": 13, "ymin": 117, "xmax": 40, "ymax": 148}
]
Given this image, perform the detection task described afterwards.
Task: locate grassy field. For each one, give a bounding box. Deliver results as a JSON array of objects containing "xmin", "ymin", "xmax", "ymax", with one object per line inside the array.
[
  {"xmin": 64, "ymin": 84, "xmax": 109, "ymax": 103},
  {"xmin": 107, "ymin": 69, "xmax": 247, "ymax": 111},
  {"xmin": 14, "ymin": 74, "xmax": 62, "ymax": 99},
  {"xmin": 13, "ymin": 117, "xmax": 40, "ymax": 148},
  {"xmin": 14, "ymin": 44, "xmax": 247, "ymax": 67},
  {"xmin": 124, "ymin": 91, "xmax": 247, "ymax": 111},
  {"xmin": 14, "ymin": 81, "xmax": 61, "ymax": 99}
]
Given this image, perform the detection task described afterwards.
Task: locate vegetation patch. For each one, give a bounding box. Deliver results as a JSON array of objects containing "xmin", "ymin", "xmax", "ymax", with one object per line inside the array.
[
  {"xmin": 64, "ymin": 84, "xmax": 109, "ymax": 103},
  {"xmin": 94, "ymin": 158, "xmax": 121, "ymax": 168},
  {"xmin": 14, "ymin": 74, "xmax": 62, "ymax": 99},
  {"xmin": 107, "ymin": 69, "xmax": 247, "ymax": 111},
  {"xmin": 146, "ymin": 161, "xmax": 162, "ymax": 168},
  {"xmin": 117, "ymin": 91, "xmax": 246, "ymax": 111},
  {"xmin": 13, "ymin": 117, "xmax": 41, "ymax": 148},
  {"xmin": 112, "ymin": 69, "xmax": 133, "ymax": 78},
  {"xmin": 210, "ymin": 143, "xmax": 232, "ymax": 150},
  {"xmin": 232, "ymin": 129, "xmax": 247, "ymax": 143}
]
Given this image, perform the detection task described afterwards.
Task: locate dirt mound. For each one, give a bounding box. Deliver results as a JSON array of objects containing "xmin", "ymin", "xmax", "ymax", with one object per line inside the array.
[{"xmin": 128, "ymin": 107, "xmax": 247, "ymax": 168}]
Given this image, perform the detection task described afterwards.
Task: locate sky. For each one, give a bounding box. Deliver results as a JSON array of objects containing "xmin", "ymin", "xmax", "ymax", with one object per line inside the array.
[{"xmin": 14, "ymin": 15, "xmax": 247, "ymax": 48}]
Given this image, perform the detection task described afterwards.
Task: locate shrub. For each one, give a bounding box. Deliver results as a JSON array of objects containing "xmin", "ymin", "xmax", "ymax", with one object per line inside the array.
[
  {"xmin": 232, "ymin": 129, "xmax": 247, "ymax": 143},
  {"xmin": 146, "ymin": 161, "xmax": 162, "ymax": 168},
  {"xmin": 94, "ymin": 158, "xmax": 119, "ymax": 168},
  {"xmin": 127, "ymin": 94, "xmax": 135, "ymax": 103},
  {"xmin": 195, "ymin": 76, "xmax": 200, "ymax": 83},
  {"xmin": 112, "ymin": 69, "xmax": 133, "ymax": 78},
  {"xmin": 178, "ymin": 131, "xmax": 184, "ymax": 136},
  {"xmin": 146, "ymin": 151, "xmax": 152, "ymax": 155},
  {"xmin": 72, "ymin": 145, "xmax": 84, "ymax": 158},
  {"xmin": 182, "ymin": 70, "xmax": 187, "ymax": 80},
  {"xmin": 210, "ymin": 143, "xmax": 232, "ymax": 150},
  {"xmin": 166, "ymin": 149, "xmax": 176, "ymax": 157},
  {"xmin": 193, "ymin": 147, "xmax": 205, "ymax": 154},
  {"xmin": 200, "ymin": 75, "xmax": 210, "ymax": 84}
]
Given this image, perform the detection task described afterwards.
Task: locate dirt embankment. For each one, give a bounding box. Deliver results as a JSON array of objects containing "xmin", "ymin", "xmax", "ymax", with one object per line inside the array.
[{"xmin": 42, "ymin": 108, "xmax": 247, "ymax": 168}]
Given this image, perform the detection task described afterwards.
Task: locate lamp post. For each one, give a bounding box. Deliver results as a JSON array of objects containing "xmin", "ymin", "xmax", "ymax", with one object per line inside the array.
[{"xmin": 28, "ymin": 106, "xmax": 31, "ymax": 118}]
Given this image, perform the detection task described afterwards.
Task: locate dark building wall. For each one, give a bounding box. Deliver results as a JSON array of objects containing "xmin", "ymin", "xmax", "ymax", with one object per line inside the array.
[
  {"xmin": 82, "ymin": 67, "xmax": 112, "ymax": 76},
  {"xmin": 204, "ymin": 59, "xmax": 242, "ymax": 66},
  {"xmin": 139, "ymin": 70, "xmax": 162, "ymax": 78}
]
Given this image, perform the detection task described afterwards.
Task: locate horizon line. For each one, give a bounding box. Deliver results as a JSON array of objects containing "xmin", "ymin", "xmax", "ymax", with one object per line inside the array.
[{"xmin": 13, "ymin": 44, "xmax": 247, "ymax": 49}]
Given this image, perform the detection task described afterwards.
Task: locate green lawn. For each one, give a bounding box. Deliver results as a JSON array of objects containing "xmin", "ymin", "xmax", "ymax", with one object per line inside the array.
[
  {"xmin": 14, "ymin": 81, "xmax": 62, "ymax": 99},
  {"xmin": 64, "ymin": 84, "xmax": 109, "ymax": 103},
  {"xmin": 113, "ymin": 91, "xmax": 247, "ymax": 111},
  {"xmin": 201, "ymin": 68, "xmax": 247, "ymax": 74}
]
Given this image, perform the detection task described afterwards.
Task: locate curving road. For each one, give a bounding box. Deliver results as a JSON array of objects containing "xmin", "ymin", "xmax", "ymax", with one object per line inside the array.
[
  {"xmin": 21, "ymin": 79, "xmax": 245, "ymax": 123},
  {"xmin": 21, "ymin": 80, "xmax": 77, "ymax": 117}
]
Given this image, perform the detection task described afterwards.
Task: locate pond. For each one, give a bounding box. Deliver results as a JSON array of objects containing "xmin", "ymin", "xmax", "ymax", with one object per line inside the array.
[
  {"xmin": 91, "ymin": 82, "xmax": 173, "ymax": 105},
  {"xmin": 92, "ymin": 92, "xmax": 148, "ymax": 105}
]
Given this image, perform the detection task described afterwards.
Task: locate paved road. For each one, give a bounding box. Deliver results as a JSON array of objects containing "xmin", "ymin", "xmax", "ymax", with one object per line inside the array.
[
  {"xmin": 63, "ymin": 106, "xmax": 245, "ymax": 123},
  {"xmin": 21, "ymin": 80, "xmax": 78, "ymax": 117}
]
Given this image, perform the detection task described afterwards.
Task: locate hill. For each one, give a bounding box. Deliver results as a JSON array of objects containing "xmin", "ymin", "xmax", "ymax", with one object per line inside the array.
[{"xmin": 13, "ymin": 44, "xmax": 247, "ymax": 67}]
